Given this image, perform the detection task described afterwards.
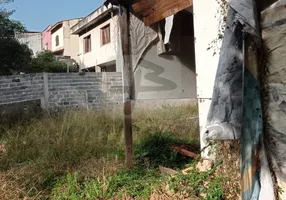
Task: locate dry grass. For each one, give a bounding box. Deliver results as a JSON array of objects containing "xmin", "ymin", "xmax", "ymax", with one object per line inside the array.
[
  {"xmin": 0, "ymin": 104, "xmax": 199, "ymax": 199},
  {"xmin": 215, "ymin": 140, "xmax": 241, "ymax": 200}
]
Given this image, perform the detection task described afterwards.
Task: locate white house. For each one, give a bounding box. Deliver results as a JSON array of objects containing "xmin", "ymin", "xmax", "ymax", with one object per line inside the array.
[
  {"xmin": 50, "ymin": 18, "xmax": 82, "ymax": 62},
  {"xmin": 71, "ymin": 6, "xmax": 119, "ymax": 72}
]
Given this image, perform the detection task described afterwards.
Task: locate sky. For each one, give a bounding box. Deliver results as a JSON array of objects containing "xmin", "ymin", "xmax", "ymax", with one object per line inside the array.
[{"xmin": 4, "ymin": 0, "xmax": 104, "ymax": 31}]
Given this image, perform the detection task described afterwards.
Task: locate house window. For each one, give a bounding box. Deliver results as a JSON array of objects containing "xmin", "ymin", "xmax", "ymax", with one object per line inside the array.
[
  {"xmin": 55, "ymin": 35, "xmax": 59, "ymax": 46},
  {"xmin": 101, "ymin": 67, "xmax": 107, "ymax": 72},
  {"xmin": 84, "ymin": 35, "xmax": 91, "ymax": 53},
  {"xmin": 101, "ymin": 24, "xmax": 110, "ymax": 45},
  {"xmin": 44, "ymin": 43, "xmax": 48, "ymax": 50}
]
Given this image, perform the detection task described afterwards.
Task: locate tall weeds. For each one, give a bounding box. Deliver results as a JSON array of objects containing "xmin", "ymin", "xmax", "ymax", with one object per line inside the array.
[{"xmin": 0, "ymin": 104, "xmax": 199, "ymax": 199}]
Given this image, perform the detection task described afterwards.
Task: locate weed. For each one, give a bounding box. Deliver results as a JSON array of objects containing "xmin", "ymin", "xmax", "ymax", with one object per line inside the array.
[
  {"xmin": 51, "ymin": 168, "xmax": 164, "ymax": 200},
  {"xmin": 0, "ymin": 105, "xmax": 200, "ymax": 199},
  {"xmin": 169, "ymin": 161, "xmax": 224, "ymax": 199},
  {"xmin": 135, "ymin": 133, "xmax": 199, "ymax": 169}
]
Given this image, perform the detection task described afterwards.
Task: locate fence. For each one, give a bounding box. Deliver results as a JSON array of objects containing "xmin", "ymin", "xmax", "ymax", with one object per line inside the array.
[{"xmin": 0, "ymin": 72, "xmax": 123, "ymax": 111}]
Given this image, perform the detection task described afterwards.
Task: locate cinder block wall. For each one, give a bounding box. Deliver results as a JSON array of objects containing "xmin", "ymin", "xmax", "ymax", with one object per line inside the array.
[{"xmin": 0, "ymin": 72, "xmax": 123, "ymax": 110}]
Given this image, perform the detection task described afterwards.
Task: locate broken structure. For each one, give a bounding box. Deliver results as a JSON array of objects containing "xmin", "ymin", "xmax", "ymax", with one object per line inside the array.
[{"xmin": 103, "ymin": 0, "xmax": 286, "ymax": 199}]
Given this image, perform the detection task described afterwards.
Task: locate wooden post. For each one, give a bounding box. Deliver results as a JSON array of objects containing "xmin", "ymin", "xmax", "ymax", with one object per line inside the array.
[{"xmin": 119, "ymin": 5, "xmax": 134, "ymax": 168}]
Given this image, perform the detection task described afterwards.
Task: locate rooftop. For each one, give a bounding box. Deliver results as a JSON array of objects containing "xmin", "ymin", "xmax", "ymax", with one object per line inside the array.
[
  {"xmin": 71, "ymin": 5, "xmax": 117, "ymax": 35},
  {"xmin": 50, "ymin": 18, "xmax": 83, "ymax": 32}
]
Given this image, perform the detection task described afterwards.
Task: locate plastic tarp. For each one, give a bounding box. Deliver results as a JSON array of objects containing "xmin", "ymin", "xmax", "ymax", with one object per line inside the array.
[
  {"xmin": 116, "ymin": 10, "xmax": 157, "ymax": 100},
  {"xmin": 204, "ymin": 0, "xmax": 275, "ymax": 199},
  {"xmin": 129, "ymin": 13, "xmax": 158, "ymax": 74},
  {"xmin": 262, "ymin": 4, "xmax": 286, "ymax": 199}
]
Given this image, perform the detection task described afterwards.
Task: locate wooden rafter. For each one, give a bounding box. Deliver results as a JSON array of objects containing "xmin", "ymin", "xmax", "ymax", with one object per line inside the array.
[{"xmin": 132, "ymin": 0, "xmax": 193, "ymax": 26}]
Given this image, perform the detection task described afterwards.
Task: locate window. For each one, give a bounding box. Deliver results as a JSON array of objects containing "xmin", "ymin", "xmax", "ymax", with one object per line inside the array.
[
  {"xmin": 101, "ymin": 67, "xmax": 107, "ymax": 72},
  {"xmin": 44, "ymin": 43, "xmax": 48, "ymax": 50},
  {"xmin": 55, "ymin": 35, "xmax": 59, "ymax": 46},
  {"xmin": 84, "ymin": 35, "xmax": 91, "ymax": 53},
  {"xmin": 101, "ymin": 24, "xmax": 110, "ymax": 45}
]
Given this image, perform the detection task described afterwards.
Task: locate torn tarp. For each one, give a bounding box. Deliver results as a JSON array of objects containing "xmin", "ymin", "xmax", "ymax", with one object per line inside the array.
[
  {"xmin": 261, "ymin": 4, "xmax": 286, "ymax": 199},
  {"xmin": 204, "ymin": 0, "xmax": 275, "ymax": 199},
  {"xmin": 204, "ymin": 0, "xmax": 261, "ymax": 141}
]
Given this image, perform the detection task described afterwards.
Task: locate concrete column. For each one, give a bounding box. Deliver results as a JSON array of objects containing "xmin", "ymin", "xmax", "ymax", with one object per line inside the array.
[
  {"xmin": 41, "ymin": 72, "xmax": 49, "ymax": 109},
  {"xmin": 193, "ymin": 0, "xmax": 222, "ymax": 155}
]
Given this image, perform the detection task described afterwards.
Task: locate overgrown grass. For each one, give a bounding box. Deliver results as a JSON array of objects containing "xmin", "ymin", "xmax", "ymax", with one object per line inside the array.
[
  {"xmin": 0, "ymin": 105, "xmax": 200, "ymax": 199},
  {"xmin": 168, "ymin": 161, "xmax": 224, "ymax": 200},
  {"xmin": 51, "ymin": 168, "xmax": 163, "ymax": 200}
]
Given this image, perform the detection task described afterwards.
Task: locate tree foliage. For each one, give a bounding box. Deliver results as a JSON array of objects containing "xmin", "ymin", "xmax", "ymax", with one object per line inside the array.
[
  {"xmin": 0, "ymin": 1, "xmax": 71, "ymax": 75},
  {"xmin": 0, "ymin": 0, "xmax": 24, "ymax": 38},
  {"xmin": 0, "ymin": 14, "xmax": 25, "ymax": 38},
  {"xmin": 0, "ymin": 0, "xmax": 31, "ymax": 75},
  {"xmin": 0, "ymin": 38, "xmax": 32, "ymax": 75},
  {"xmin": 30, "ymin": 51, "xmax": 68, "ymax": 73}
]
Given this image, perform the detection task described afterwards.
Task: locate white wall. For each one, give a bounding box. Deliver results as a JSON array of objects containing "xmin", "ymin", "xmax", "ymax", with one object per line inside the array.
[
  {"xmin": 78, "ymin": 16, "xmax": 118, "ymax": 71},
  {"xmin": 134, "ymin": 40, "xmax": 197, "ymax": 100},
  {"xmin": 63, "ymin": 19, "xmax": 81, "ymax": 62},
  {"xmin": 193, "ymin": 0, "xmax": 222, "ymax": 149},
  {"xmin": 51, "ymin": 26, "xmax": 64, "ymax": 51},
  {"xmin": 17, "ymin": 33, "xmax": 42, "ymax": 55}
]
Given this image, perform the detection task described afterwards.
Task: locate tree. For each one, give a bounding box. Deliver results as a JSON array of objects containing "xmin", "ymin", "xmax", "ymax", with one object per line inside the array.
[
  {"xmin": 29, "ymin": 51, "xmax": 68, "ymax": 73},
  {"xmin": 0, "ymin": 38, "xmax": 32, "ymax": 75},
  {"xmin": 0, "ymin": 0, "xmax": 32, "ymax": 75},
  {"xmin": 0, "ymin": 0, "xmax": 24, "ymax": 37}
]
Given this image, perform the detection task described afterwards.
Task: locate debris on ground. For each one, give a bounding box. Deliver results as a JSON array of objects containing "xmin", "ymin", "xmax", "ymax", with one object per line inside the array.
[
  {"xmin": 196, "ymin": 159, "xmax": 215, "ymax": 172},
  {"xmin": 170, "ymin": 145, "xmax": 198, "ymax": 158},
  {"xmin": 159, "ymin": 166, "xmax": 177, "ymax": 176},
  {"xmin": 0, "ymin": 144, "xmax": 7, "ymax": 153}
]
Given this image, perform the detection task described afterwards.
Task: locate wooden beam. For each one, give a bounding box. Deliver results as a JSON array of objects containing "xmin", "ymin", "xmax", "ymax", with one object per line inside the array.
[
  {"xmin": 119, "ymin": 6, "xmax": 134, "ymax": 169},
  {"xmin": 141, "ymin": 0, "xmax": 193, "ymax": 26},
  {"xmin": 132, "ymin": 0, "xmax": 155, "ymax": 16}
]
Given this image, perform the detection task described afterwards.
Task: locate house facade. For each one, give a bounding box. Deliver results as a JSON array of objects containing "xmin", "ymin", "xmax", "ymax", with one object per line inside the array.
[
  {"xmin": 42, "ymin": 25, "xmax": 52, "ymax": 51},
  {"xmin": 51, "ymin": 18, "xmax": 82, "ymax": 62},
  {"xmin": 16, "ymin": 32, "xmax": 42, "ymax": 55},
  {"xmin": 71, "ymin": 6, "xmax": 119, "ymax": 72}
]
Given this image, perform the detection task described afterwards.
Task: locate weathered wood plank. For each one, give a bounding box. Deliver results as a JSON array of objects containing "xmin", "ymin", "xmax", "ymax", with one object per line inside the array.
[
  {"xmin": 143, "ymin": 0, "xmax": 193, "ymax": 26},
  {"xmin": 118, "ymin": 6, "xmax": 134, "ymax": 169},
  {"xmin": 132, "ymin": 0, "xmax": 155, "ymax": 15}
]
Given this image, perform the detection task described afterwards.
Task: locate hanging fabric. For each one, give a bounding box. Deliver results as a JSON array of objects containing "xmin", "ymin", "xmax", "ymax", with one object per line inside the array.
[{"xmin": 204, "ymin": 0, "xmax": 275, "ymax": 199}]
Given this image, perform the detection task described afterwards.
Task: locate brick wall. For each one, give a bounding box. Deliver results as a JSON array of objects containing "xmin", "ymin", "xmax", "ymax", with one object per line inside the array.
[{"xmin": 0, "ymin": 72, "xmax": 123, "ymax": 110}]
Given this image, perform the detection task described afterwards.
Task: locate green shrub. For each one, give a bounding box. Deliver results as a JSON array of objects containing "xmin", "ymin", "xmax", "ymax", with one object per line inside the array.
[
  {"xmin": 135, "ymin": 133, "xmax": 197, "ymax": 169},
  {"xmin": 29, "ymin": 50, "xmax": 67, "ymax": 73}
]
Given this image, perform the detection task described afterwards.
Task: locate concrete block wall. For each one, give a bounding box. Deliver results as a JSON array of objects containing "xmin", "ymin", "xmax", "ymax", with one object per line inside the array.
[
  {"xmin": 0, "ymin": 73, "xmax": 123, "ymax": 111},
  {"xmin": 0, "ymin": 74, "xmax": 44, "ymax": 105}
]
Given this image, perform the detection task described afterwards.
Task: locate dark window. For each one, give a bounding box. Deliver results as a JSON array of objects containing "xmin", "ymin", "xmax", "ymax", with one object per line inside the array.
[
  {"xmin": 101, "ymin": 24, "xmax": 110, "ymax": 45},
  {"xmin": 55, "ymin": 35, "xmax": 59, "ymax": 46},
  {"xmin": 101, "ymin": 67, "xmax": 107, "ymax": 72},
  {"xmin": 84, "ymin": 35, "xmax": 91, "ymax": 53}
]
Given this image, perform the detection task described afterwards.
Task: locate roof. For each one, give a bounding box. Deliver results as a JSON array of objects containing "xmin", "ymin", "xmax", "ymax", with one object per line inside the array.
[
  {"xmin": 104, "ymin": 0, "xmax": 136, "ymax": 6},
  {"xmin": 105, "ymin": 0, "xmax": 193, "ymax": 26},
  {"xmin": 42, "ymin": 25, "xmax": 52, "ymax": 32},
  {"xmin": 71, "ymin": 5, "xmax": 117, "ymax": 35},
  {"xmin": 25, "ymin": 31, "xmax": 41, "ymax": 33},
  {"xmin": 50, "ymin": 17, "xmax": 83, "ymax": 32}
]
